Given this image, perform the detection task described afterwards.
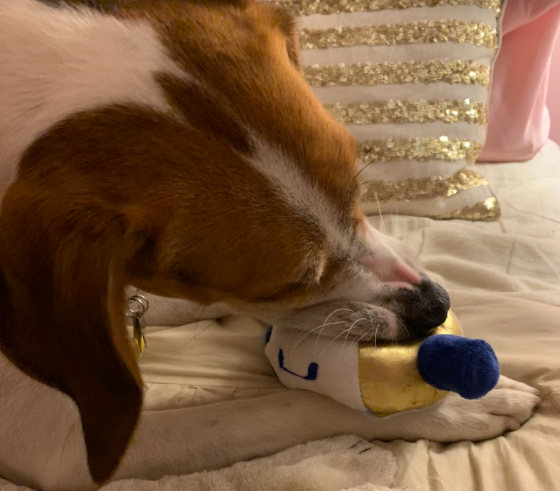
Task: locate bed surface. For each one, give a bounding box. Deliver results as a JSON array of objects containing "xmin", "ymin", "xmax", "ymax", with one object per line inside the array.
[{"xmin": 140, "ymin": 139, "xmax": 560, "ymax": 491}]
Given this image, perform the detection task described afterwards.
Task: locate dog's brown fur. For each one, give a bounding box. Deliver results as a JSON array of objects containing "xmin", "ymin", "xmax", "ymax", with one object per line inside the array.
[{"xmin": 0, "ymin": 0, "xmax": 360, "ymax": 482}]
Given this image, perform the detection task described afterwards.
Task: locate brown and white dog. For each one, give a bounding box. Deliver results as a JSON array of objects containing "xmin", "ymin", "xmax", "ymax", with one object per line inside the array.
[{"xmin": 0, "ymin": 0, "xmax": 540, "ymax": 490}]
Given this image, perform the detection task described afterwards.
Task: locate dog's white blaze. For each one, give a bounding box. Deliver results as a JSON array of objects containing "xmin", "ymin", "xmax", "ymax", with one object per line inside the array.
[
  {"xmin": 248, "ymin": 137, "xmax": 352, "ymax": 255},
  {"xmin": 0, "ymin": 0, "xmax": 182, "ymax": 199}
]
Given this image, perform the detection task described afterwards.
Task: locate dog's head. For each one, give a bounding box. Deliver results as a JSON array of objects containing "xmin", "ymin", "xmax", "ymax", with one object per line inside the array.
[{"xmin": 0, "ymin": 0, "xmax": 449, "ymax": 484}]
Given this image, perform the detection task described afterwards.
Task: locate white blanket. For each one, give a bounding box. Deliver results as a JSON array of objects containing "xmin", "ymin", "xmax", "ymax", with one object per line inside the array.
[
  {"xmin": 4, "ymin": 140, "xmax": 559, "ymax": 490},
  {"xmin": 137, "ymin": 140, "xmax": 560, "ymax": 491},
  {"xmin": 0, "ymin": 436, "xmax": 416, "ymax": 491}
]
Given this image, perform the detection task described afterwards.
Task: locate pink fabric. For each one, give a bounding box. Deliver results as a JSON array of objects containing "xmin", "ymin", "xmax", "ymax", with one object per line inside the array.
[
  {"xmin": 478, "ymin": 0, "xmax": 560, "ymax": 162},
  {"xmin": 548, "ymin": 35, "xmax": 560, "ymax": 143}
]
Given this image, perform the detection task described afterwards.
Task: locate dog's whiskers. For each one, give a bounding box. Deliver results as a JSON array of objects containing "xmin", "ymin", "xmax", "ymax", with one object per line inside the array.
[
  {"xmin": 375, "ymin": 195, "xmax": 387, "ymax": 235},
  {"xmin": 400, "ymin": 321, "xmax": 411, "ymax": 341},
  {"xmin": 319, "ymin": 318, "xmax": 368, "ymax": 358},
  {"xmin": 313, "ymin": 307, "xmax": 355, "ymax": 354},
  {"xmin": 338, "ymin": 314, "xmax": 374, "ymax": 360},
  {"xmin": 338, "ymin": 323, "xmax": 357, "ymax": 361},
  {"xmin": 287, "ymin": 307, "xmax": 354, "ymax": 354},
  {"xmin": 290, "ymin": 320, "xmax": 346, "ymax": 354},
  {"xmin": 287, "ymin": 329, "xmax": 302, "ymax": 354},
  {"xmin": 323, "ymin": 308, "xmax": 355, "ymax": 325},
  {"xmin": 354, "ymin": 329, "xmax": 373, "ymax": 347},
  {"xmin": 371, "ymin": 320, "xmax": 381, "ymax": 348},
  {"xmin": 364, "ymin": 309, "xmax": 381, "ymax": 349},
  {"xmin": 355, "ymin": 164, "xmax": 390, "ymax": 185}
]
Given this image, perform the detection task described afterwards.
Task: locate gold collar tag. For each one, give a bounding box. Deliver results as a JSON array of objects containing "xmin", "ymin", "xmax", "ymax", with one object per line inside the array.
[{"xmin": 126, "ymin": 294, "xmax": 149, "ymax": 358}]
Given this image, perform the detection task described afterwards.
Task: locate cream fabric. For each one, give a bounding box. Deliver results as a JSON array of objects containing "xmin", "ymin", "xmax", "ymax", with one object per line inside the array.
[
  {"xmin": 0, "ymin": 436, "xmax": 409, "ymax": 491},
  {"xmin": 140, "ymin": 139, "xmax": 560, "ymax": 491},
  {"xmin": 140, "ymin": 316, "xmax": 285, "ymax": 411},
  {"xmin": 273, "ymin": 0, "xmax": 507, "ymax": 220}
]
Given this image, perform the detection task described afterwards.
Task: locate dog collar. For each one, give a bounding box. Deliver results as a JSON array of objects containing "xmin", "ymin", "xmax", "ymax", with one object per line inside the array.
[{"xmin": 126, "ymin": 292, "xmax": 149, "ymax": 357}]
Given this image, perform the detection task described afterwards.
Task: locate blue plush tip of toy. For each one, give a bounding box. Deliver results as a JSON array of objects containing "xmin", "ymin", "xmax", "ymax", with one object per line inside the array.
[{"xmin": 417, "ymin": 334, "xmax": 500, "ymax": 400}]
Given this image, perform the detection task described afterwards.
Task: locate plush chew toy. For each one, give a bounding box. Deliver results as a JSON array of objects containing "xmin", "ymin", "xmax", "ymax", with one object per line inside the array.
[{"xmin": 265, "ymin": 311, "xmax": 500, "ymax": 417}]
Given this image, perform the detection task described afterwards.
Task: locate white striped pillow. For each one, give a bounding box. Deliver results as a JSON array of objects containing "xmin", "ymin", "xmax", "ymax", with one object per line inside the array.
[{"xmin": 277, "ymin": 0, "xmax": 505, "ymax": 221}]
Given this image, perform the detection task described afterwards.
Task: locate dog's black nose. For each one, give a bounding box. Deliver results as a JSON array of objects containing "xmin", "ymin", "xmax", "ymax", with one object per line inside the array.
[{"xmin": 396, "ymin": 279, "xmax": 450, "ymax": 337}]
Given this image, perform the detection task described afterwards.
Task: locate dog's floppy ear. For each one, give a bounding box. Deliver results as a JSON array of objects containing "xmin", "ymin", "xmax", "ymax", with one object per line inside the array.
[
  {"xmin": 257, "ymin": 3, "xmax": 301, "ymax": 69},
  {"xmin": 277, "ymin": 7, "xmax": 301, "ymax": 69},
  {"xmin": 0, "ymin": 181, "xmax": 143, "ymax": 484}
]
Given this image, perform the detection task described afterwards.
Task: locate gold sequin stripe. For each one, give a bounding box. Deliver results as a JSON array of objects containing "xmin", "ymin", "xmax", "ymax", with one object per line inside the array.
[
  {"xmin": 431, "ymin": 197, "xmax": 500, "ymax": 220},
  {"xmin": 358, "ymin": 137, "xmax": 482, "ymax": 165},
  {"xmin": 300, "ymin": 21, "xmax": 498, "ymax": 50},
  {"xmin": 304, "ymin": 60, "xmax": 490, "ymax": 87},
  {"xmin": 275, "ymin": 0, "xmax": 501, "ymax": 16},
  {"xmin": 363, "ymin": 169, "xmax": 488, "ymax": 202},
  {"xmin": 327, "ymin": 100, "xmax": 487, "ymax": 125},
  {"xmin": 302, "ymin": 22, "xmax": 498, "ymax": 51}
]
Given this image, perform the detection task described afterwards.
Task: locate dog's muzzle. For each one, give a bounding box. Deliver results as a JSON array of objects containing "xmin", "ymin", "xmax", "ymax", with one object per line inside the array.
[{"xmin": 393, "ymin": 279, "xmax": 451, "ymax": 338}]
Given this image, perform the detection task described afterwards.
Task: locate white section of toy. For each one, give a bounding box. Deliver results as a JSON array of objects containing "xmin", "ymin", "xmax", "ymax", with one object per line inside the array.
[{"xmin": 265, "ymin": 327, "xmax": 369, "ymax": 412}]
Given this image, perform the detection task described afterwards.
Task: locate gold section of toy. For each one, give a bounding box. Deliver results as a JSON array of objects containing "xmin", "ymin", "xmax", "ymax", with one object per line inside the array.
[{"xmin": 358, "ymin": 311, "xmax": 462, "ymax": 417}]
